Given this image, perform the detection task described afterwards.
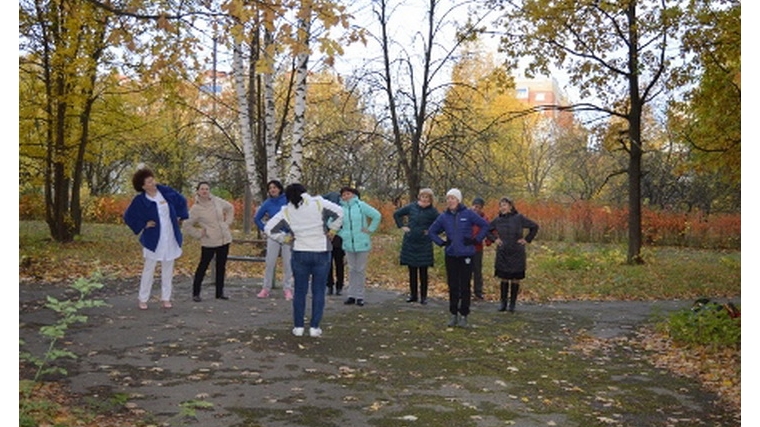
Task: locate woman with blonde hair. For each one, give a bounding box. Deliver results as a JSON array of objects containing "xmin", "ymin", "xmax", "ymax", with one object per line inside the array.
[{"xmin": 393, "ymin": 188, "xmax": 440, "ymax": 304}]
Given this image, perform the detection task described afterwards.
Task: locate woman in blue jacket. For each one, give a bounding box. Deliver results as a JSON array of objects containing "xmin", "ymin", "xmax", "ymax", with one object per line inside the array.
[
  {"xmin": 428, "ymin": 188, "xmax": 490, "ymax": 328},
  {"xmin": 338, "ymin": 187, "xmax": 382, "ymax": 307},
  {"xmin": 123, "ymin": 168, "xmax": 189, "ymax": 310},
  {"xmin": 254, "ymin": 180, "xmax": 294, "ymax": 300}
]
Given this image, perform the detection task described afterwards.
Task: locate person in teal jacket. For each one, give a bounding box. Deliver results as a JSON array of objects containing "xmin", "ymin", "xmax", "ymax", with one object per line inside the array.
[
  {"xmin": 393, "ymin": 188, "xmax": 439, "ymax": 304},
  {"xmin": 338, "ymin": 186, "xmax": 382, "ymax": 306}
]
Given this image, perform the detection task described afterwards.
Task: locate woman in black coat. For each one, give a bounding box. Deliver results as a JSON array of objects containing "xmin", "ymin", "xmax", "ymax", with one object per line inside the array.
[
  {"xmin": 488, "ymin": 197, "xmax": 539, "ymax": 312},
  {"xmin": 393, "ymin": 188, "xmax": 440, "ymax": 304}
]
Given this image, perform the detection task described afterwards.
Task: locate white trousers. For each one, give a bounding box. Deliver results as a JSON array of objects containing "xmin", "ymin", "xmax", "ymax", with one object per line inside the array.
[{"xmin": 139, "ymin": 258, "xmax": 175, "ymax": 303}]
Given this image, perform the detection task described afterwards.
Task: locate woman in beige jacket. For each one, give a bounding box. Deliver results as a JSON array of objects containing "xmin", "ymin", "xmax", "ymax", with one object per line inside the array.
[{"xmin": 183, "ymin": 182, "xmax": 235, "ymax": 301}]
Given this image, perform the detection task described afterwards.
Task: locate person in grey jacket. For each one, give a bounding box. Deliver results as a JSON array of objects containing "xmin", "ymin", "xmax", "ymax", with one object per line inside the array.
[
  {"xmin": 428, "ymin": 188, "xmax": 490, "ymax": 328},
  {"xmin": 393, "ymin": 188, "xmax": 439, "ymax": 304},
  {"xmin": 183, "ymin": 182, "xmax": 235, "ymax": 302},
  {"xmin": 488, "ymin": 196, "xmax": 539, "ymax": 312}
]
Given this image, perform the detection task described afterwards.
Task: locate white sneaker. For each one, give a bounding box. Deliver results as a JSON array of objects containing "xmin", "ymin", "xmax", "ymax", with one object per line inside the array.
[
  {"xmin": 292, "ymin": 327, "xmax": 304, "ymax": 337},
  {"xmin": 309, "ymin": 327, "xmax": 322, "ymax": 337}
]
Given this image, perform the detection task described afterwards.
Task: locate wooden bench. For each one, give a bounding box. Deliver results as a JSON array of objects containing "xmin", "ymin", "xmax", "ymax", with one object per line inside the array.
[{"xmin": 205, "ymin": 238, "xmax": 267, "ymax": 285}]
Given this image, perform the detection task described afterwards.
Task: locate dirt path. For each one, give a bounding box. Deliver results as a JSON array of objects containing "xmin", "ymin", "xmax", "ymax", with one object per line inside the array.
[{"xmin": 20, "ymin": 277, "xmax": 740, "ymax": 427}]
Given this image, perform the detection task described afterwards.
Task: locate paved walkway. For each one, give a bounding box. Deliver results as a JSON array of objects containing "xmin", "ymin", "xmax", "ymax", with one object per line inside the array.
[{"xmin": 19, "ymin": 277, "xmax": 740, "ymax": 427}]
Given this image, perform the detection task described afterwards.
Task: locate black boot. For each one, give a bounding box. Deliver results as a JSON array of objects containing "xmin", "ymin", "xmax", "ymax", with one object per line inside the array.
[
  {"xmin": 420, "ymin": 281, "xmax": 428, "ymax": 305},
  {"xmin": 327, "ymin": 285, "xmax": 334, "ymax": 295},
  {"xmin": 498, "ymin": 281, "xmax": 508, "ymax": 312},
  {"xmin": 335, "ymin": 284, "xmax": 343, "ymax": 296},
  {"xmin": 509, "ymin": 282, "xmax": 520, "ymax": 312},
  {"xmin": 407, "ymin": 269, "xmax": 418, "ymax": 302}
]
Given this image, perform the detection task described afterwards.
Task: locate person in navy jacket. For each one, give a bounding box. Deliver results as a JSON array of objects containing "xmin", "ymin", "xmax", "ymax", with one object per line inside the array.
[
  {"xmin": 123, "ymin": 168, "xmax": 189, "ymax": 310},
  {"xmin": 428, "ymin": 188, "xmax": 490, "ymax": 328}
]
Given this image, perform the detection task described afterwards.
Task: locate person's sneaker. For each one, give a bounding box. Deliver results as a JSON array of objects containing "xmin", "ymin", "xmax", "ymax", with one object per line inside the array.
[
  {"xmin": 284, "ymin": 289, "xmax": 293, "ymax": 301},
  {"xmin": 447, "ymin": 314, "xmax": 458, "ymax": 327},
  {"xmin": 192, "ymin": 296, "xmax": 201, "ymax": 302},
  {"xmin": 257, "ymin": 289, "xmax": 270, "ymax": 298},
  {"xmin": 309, "ymin": 327, "xmax": 322, "ymax": 337},
  {"xmin": 458, "ymin": 315, "xmax": 468, "ymax": 328},
  {"xmin": 356, "ymin": 299, "xmax": 365, "ymax": 306},
  {"xmin": 292, "ymin": 327, "xmax": 304, "ymax": 337},
  {"xmin": 344, "ymin": 297, "xmax": 356, "ymax": 305}
]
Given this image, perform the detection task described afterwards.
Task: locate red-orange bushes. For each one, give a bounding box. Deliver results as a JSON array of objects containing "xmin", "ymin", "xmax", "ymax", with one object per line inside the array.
[
  {"xmin": 19, "ymin": 192, "xmax": 46, "ymax": 220},
  {"xmin": 82, "ymin": 195, "xmax": 131, "ymax": 223}
]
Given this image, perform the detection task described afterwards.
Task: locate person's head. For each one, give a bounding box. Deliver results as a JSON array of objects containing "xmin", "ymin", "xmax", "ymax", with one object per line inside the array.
[
  {"xmin": 323, "ymin": 191, "xmax": 341, "ymax": 205},
  {"xmin": 267, "ymin": 180, "xmax": 284, "ymax": 197},
  {"xmin": 340, "ymin": 186, "xmax": 360, "ymax": 201},
  {"xmin": 472, "ymin": 197, "xmax": 485, "ymax": 214},
  {"xmin": 285, "ymin": 183, "xmax": 307, "ymax": 208},
  {"xmin": 445, "ymin": 188, "xmax": 462, "ymax": 210},
  {"xmin": 132, "ymin": 168, "xmax": 155, "ymax": 193},
  {"xmin": 196, "ymin": 181, "xmax": 211, "ymax": 199},
  {"xmin": 498, "ymin": 196, "xmax": 515, "ymax": 214},
  {"xmin": 418, "ymin": 188, "xmax": 435, "ymax": 207}
]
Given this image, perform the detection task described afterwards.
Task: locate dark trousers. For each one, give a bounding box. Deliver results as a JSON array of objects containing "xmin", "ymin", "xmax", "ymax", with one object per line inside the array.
[
  {"xmin": 327, "ymin": 235, "xmax": 345, "ymax": 289},
  {"xmin": 192, "ymin": 243, "xmax": 230, "ymax": 298},
  {"xmin": 408, "ymin": 266, "xmax": 429, "ymax": 300},
  {"xmin": 445, "ymin": 255, "xmax": 474, "ymax": 316},
  {"xmin": 472, "ymin": 250, "xmax": 484, "ymax": 297}
]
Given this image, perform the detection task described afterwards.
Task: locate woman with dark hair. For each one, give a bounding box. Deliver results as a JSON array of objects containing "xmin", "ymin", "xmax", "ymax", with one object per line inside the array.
[
  {"xmin": 183, "ymin": 182, "xmax": 234, "ymax": 302},
  {"xmin": 254, "ymin": 179, "xmax": 294, "ymax": 300},
  {"xmin": 123, "ymin": 168, "xmax": 189, "ymax": 310},
  {"xmin": 264, "ymin": 183, "xmax": 343, "ymax": 337},
  {"xmin": 487, "ymin": 197, "xmax": 539, "ymax": 312},
  {"xmin": 338, "ymin": 186, "xmax": 382, "ymax": 307}
]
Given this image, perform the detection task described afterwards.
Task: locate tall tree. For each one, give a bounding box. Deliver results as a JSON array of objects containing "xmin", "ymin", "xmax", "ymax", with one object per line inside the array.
[
  {"xmin": 366, "ymin": 0, "xmax": 487, "ymax": 200},
  {"xmin": 491, "ymin": 0, "xmax": 685, "ymax": 264}
]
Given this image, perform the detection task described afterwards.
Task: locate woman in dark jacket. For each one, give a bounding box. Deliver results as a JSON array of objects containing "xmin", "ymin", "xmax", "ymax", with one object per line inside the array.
[
  {"xmin": 487, "ymin": 197, "xmax": 539, "ymax": 312},
  {"xmin": 428, "ymin": 188, "xmax": 490, "ymax": 328},
  {"xmin": 393, "ymin": 188, "xmax": 439, "ymax": 304}
]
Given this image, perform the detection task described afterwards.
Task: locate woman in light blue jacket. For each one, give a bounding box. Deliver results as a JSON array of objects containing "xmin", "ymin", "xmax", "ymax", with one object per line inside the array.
[{"xmin": 338, "ymin": 187, "xmax": 382, "ymax": 306}]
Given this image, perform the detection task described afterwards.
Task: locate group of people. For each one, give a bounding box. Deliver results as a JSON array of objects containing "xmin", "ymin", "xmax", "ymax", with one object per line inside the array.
[
  {"xmin": 123, "ymin": 167, "xmax": 538, "ymax": 336},
  {"xmin": 394, "ymin": 188, "xmax": 539, "ymax": 326}
]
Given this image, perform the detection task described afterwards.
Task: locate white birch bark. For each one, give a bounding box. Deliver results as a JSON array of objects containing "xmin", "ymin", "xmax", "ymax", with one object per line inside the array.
[
  {"xmin": 263, "ymin": 29, "xmax": 279, "ymax": 181},
  {"xmin": 232, "ymin": 43, "xmax": 258, "ymax": 195},
  {"xmin": 287, "ymin": 9, "xmax": 311, "ymax": 184}
]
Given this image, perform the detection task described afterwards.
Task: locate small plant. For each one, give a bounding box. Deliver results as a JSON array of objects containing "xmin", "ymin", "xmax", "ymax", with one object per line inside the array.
[
  {"xmin": 658, "ymin": 299, "xmax": 741, "ymax": 349},
  {"xmin": 19, "ymin": 271, "xmax": 110, "ymax": 423}
]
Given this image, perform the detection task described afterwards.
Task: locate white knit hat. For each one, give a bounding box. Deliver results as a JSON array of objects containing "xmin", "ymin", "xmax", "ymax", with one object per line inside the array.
[{"xmin": 446, "ymin": 188, "xmax": 462, "ymax": 203}]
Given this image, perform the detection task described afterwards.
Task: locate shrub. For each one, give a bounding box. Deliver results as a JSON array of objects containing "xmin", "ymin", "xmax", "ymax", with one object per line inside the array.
[{"xmin": 657, "ymin": 299, "xmax": 741, "ymax": 349}]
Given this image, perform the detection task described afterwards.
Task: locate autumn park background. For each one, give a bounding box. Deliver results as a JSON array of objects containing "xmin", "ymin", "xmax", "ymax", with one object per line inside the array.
[{"xmin": 20, "ymin": 0, "xmax": 741, "ymax": 425}]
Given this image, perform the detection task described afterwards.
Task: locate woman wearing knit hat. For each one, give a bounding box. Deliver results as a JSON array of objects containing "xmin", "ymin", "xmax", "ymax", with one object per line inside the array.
[{"xmin": 427, "ymin": 188, "xmax": 490, "ymax": 328}]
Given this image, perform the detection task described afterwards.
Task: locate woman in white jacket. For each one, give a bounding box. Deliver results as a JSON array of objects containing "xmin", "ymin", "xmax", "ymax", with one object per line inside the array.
[
  {"xmin": 264, "ymin": 183, "xmax": 343, "ymax": 337},
  {"xmin": 183, "ymin": 182, "xmax": 235, "ymax": 302}
]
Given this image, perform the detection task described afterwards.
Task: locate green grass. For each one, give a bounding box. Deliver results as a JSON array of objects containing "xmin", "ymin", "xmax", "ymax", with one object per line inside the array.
[{"xmin": 19, "ymin": 220, "xmax": 740, "ymax": 301}]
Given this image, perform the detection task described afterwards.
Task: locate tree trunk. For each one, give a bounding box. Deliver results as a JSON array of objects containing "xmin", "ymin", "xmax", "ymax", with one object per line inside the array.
[
  {"xmin": 626, "ymin": 2, "xmax": 643, "ymax": 264},
  {"xmin": 232, "ymin": 43, "xmax": 258, "ymax": 195},
  {"xmin": 288, "ymin": 6, "xmax": 311, "ymax": 184}
]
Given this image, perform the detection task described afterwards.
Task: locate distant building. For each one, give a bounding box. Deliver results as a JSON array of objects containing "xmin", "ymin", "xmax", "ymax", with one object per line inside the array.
[
  {"xmin": 513, "ymin": 76, "xmax": 574, "ymax": 127},
  {"xmin": 200, "ymin": 70, "xmax": 232, "ymax": 95}
]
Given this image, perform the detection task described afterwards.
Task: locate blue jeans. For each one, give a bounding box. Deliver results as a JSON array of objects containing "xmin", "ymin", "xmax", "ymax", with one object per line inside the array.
[{"xmin": 291, "ymin": 250, "xmax": 330, "ymax": 328}]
